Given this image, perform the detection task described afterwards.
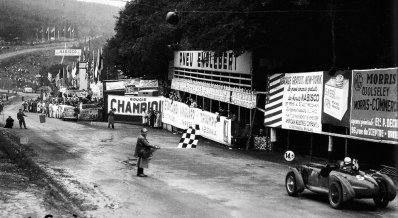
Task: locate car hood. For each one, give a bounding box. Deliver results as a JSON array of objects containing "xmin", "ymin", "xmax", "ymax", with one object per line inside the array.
[{"xmin": 333, "ymin": 170, "xmax": 378, "ymax": 190}]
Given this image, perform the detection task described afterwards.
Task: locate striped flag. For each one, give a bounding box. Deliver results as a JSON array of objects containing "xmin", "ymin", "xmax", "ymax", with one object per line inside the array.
[
  {"xmin": 264, "ymin": 73, "xmax": 285, "ymax": 128},
  {"xmin": 97, "ymin": 48, "xmax": 103, "ymax": 81}
]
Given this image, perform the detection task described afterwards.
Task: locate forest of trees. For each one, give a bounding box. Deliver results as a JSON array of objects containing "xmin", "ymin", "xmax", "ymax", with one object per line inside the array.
[
  {"xmin": 104, "ymin": 0, "xmax": 396, "ymax": 84},
  {"xmin": 0, "ymin": 0, "xmax": 120, "ymax": 42}
]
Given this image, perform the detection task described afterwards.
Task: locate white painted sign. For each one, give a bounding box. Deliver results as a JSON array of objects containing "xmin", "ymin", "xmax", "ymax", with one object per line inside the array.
[
  {"xmin": 106, "ymin": 81, "xmax": 125, "ymax": 90},
  {"xmin": 280, "ymin": 71, "xmax": 324, "ymax": 133},
  {"xmin": 55, "ymin": 49, "xmax": 82, "ymax": 56},
  {"xmin": 284, "ymin": 150, "xmax": 295, "ymax": 161},
  {"xmin": 107, "ymin": 95, "xmax": 163, "ymax": 116},
  {"xmin": 78, "ymin": 62, "xmax": 87, "ymax": 69},
  {"xmin": 162, "ymin": 98, "xmax": 231, "ymax": 145},
  {"xmin": 174, "ymin": 51, "xmax": 252, "ymax": 74}
]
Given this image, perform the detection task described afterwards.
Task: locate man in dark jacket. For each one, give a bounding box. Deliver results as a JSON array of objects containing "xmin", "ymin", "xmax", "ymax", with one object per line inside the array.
[
  {"xmin": 4, "ymin": 116, "xmax": 14, "ymax": 128},
  {"xmin": 134, "ymin": 128, "xmax": 160, "ymax": 177},
  {"xmin": 17, "ymin": 109, "xmax": 27, "ymax": 129}
]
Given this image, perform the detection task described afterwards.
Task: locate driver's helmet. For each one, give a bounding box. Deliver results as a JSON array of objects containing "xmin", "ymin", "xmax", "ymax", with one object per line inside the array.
[{"xmin": 343, "ymin": 157, "xmax": 352, "ymax": 164}]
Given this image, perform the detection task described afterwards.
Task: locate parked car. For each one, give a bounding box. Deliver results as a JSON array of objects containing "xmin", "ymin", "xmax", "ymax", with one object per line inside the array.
[
  {"xmin": 285, "ymin": 160, "xmax": 396, "ymax": 209},
  {"xmin": 23, "ymin": 87, "xmax": 33, "ymax": 93},
  {"xmin": 59, "ymin": 105, "xmax": 78, "ymax": 121}
]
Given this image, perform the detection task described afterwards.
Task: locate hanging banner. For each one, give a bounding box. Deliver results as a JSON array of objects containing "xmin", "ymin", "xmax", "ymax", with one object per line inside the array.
[
  {"xmin": 322, "ymin": 71, "xmax": 352, "ymax": 127},
  {"xmin": 91, "ymin": 82, "xmax": 103, "ymax": 98},
  {"xmin": 162, "ymin": 98, "xmax": 197, "ymax": 129},
  {"xmin": 280, "ymin": 71, "xmax": 324, "ymax": 133},
  {"xmin": 79, "ymin": 69, "xmax": 87, "ymax": 90},
  {"xmin": 350, "ymin": 68, "xmax": 398, "ymax": 142},
  {"xmin": 162, "ymin": 98, "xmax": 231, "ymax": 145},
  {"xmin": 107, "ymin": 95, "xmax": 163, "ymax": 116},
  {"xmin": 171, "ymin": 78, "xmax": 256, "ymax": 108},
  {"xmin": 79, "ymin": 109, "xmax": 99, "ymax": 121}
]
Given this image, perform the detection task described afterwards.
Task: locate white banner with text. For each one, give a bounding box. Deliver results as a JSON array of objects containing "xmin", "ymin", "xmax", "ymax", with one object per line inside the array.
[
  {"xmin": 107, "ymin": 95, "xmax": 163, "ymax": 116},
  {"xmin": 162, "ymin": 98, "xmax": 231, "ymax": 145},
  {"xmin": 280, "ymin": 71, "xmax": 324, "ymax": 133}
]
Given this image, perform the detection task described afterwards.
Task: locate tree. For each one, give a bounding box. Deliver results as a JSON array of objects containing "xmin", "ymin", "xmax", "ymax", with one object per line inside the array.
[{"xmin": 104, "ymin": 0, "xmax": 395, "ymax": 82}]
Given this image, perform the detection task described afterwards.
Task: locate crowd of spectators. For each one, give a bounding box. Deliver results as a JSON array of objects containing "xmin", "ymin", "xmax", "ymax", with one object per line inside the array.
[
  {"xmin": 142, "ymin": 108, "xmax": 162, "ymax": 129},
  {"xmin": 22, "ymin": 93, "xmax": 104, "ymax": 119}
]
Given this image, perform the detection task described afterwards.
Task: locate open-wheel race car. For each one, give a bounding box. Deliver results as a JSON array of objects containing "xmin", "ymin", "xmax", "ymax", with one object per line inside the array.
[{"xmin": 285, "ymin": 158, "xmax": 396, "ymax": 209}]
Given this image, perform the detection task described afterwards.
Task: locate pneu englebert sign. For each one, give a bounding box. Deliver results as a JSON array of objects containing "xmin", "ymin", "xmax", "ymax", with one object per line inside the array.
[
  {"xmin": 174, "ymin": 51, "xmax": 252, "ymax": 74},
  {"xmin": 350, "ymin": 68, "xmax": 398, "ymax": 142}
]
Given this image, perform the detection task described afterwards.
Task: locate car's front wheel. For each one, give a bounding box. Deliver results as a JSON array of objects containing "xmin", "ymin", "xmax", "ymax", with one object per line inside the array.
[
  {"xmin": 285, "ymin": 172, "xmax": 298, "ymax": 197},
  {"xmin": 329, "ymin": 182, "xmax": 343, "ymax": 209},
  {"xmin": 374, "ymin": 180, "xmax": 389, "ymax": 208}
]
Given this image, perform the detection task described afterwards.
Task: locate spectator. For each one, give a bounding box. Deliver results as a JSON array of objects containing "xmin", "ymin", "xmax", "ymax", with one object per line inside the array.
[
  {"xmin": 185, "ymin": 97, "xmax": 192, "ymax": 106},
  {"xmin": 191, "ymin": 99, "xmax": 197, "ymax": 108},
  {"xmin": 4, "ymin": 116, "xmax": 14, "ymax": 128},
  {"xmin": 0, "ymin": 101, "xmax": 3, "ymax": 114},
  {"xmin": 154, "ymin": 111, "xmax": 162, "ymax": 129},
  {"xmin": 108, "ymin": 108, "xmax": 116, "ymax": 129},
  {"xmin": 17, "ymin": 109, "xmax": 27, "ymax": 129},
  {"xmin": 22, "ymin": 101, "xmax": 28, "ymax": 112},
  {"xmin": 149, "ymin": 109, "xmax": 156, "ymax": 128}
]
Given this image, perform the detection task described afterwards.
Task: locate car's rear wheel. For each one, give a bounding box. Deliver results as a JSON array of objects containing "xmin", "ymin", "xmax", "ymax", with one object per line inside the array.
[
  {"xmin": 374, "ymin": 180, "xmax": 389, "ymax": 208},
  {"xmin": 329, "ymin": 182, "xmax": 343, "ymax": 209},
  {"xmin": 285, "ymin": 172, "xmax": 298, "ymax": 197}
]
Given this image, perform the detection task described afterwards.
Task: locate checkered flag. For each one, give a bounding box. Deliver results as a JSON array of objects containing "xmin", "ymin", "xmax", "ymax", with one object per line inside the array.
[{"xmin": 178, "ymin": 125, "xmax": 200, "ymax": 148}]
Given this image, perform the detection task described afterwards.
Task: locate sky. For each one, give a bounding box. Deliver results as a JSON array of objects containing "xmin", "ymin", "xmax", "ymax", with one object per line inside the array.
[{"xmin": 76, "ymin": 0, "xmax": 128, "ymax": 8}]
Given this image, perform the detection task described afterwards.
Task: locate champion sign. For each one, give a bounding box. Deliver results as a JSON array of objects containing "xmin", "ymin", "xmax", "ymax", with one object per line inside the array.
[{"xmin": 107, "ymin": 95, "xmax": 163, "ymax": 116}]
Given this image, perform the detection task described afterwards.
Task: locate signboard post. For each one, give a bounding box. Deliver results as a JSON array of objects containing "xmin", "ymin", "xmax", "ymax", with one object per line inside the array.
[
  {"xmin": 280, "ymin": 71, "xmax": 324, "ymax": 133},
  {"xmin": 55, "ymin": 49, "xmax": 82, "ymax": 56},
  {"xmin": 350, "ymin": 68, "xmax": 398, "ymax": 142}
]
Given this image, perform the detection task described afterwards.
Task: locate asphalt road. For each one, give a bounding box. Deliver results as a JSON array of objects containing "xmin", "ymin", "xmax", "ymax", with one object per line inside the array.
[{"xmin": 1, "ymin": 93, "xmax": 397, "ymax": 218}]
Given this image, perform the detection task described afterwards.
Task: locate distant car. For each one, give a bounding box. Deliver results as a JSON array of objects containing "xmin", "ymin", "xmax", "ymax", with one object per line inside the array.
[
  {"xmin": 59, "ymin": 105, "xmax": 78, "ymax": 121},
  {"xmin": 285, "ymin": 161, "xmax": 396, "ymax": 209},
  {"xmin": 23, "ymin": 87, "xmax": 33, "ymax": 93}
]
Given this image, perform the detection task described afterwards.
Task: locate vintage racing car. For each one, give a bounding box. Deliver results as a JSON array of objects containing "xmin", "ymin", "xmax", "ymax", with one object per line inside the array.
[{"xmin": 285, "ymin": 159, "xmax": 396, "ymax": 209}]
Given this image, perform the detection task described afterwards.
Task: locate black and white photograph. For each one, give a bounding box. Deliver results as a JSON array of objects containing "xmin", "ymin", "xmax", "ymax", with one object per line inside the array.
[{"xmin": 0, "ymin": 0, "xmax": 396, "ymax": 217}]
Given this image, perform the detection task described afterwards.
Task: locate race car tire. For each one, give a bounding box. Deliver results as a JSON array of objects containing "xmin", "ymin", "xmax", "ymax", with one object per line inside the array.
[
  {"xmin": 374, "ymin": 180, "xmax": 389, "ymax": 208},
  {"xmin": 285, "ymin": 172, "xmax": 298, "ymax": 197},
  {"xmin": 329, "ymin": 182, "xmax": 343, "ymax": 209}
]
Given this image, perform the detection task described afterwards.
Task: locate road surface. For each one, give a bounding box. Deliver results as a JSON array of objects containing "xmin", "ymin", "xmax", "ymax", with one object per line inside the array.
[
  {"xmin": 0, "ymin": 42, "xmax": 76, "ymax": 61},
  {"xmin": 0, "ymin": 92, "xmax": 396, "ymax": 218}
]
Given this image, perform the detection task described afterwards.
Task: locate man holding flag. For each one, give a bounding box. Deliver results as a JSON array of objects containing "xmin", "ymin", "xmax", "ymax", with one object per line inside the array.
[{"xmin": 133, "ymin": 128, "xmax": 160, "ymax": 177}]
